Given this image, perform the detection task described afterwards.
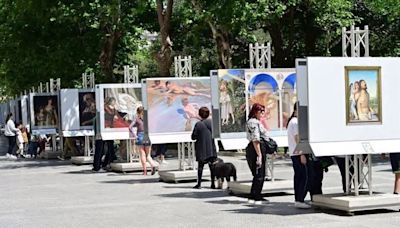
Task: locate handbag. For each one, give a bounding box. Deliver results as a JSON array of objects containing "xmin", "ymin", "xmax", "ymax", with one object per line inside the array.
[{"xmin": 262, "ymin": 137, "xmax": 278, "ymax": 154}]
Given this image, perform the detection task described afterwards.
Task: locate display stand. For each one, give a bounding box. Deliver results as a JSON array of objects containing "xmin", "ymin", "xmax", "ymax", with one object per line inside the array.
[
  {"xmin": 110, "ymin": 65, "xmax": 151, "ymax": 173},
  {"xmin": 71, "ymin": 73, "xmax": 96, "ymax": 165},
  {"xmin": 228, "ymin": 43, "xmax": 292, "ymax": 194},
  {"xmin": 39, "ymin": 78, "xmax": 62, "ymax": 159},
  {"xmin": 306, "ymin": 25, "xmax": 400, "ymax": 214},
  {"xmin": 158, "ymin": 56, "xmax": 210, "ymax": 183}
]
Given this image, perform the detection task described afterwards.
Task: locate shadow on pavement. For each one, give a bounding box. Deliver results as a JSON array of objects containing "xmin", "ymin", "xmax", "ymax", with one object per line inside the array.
[
  {"xmin": 100, "ymin": 178, "xmax": 160, "ymax": 185},
  {"xmin": 222, "ymin": 201, "xmax": 319, "ymax": 216},
  {"xmin": 0, "ymin": 158, "xmax": 71, "ymax": 169},
  {"xmin": 157, "ymin": 190, "xmax": 228, "ymax": 199}
]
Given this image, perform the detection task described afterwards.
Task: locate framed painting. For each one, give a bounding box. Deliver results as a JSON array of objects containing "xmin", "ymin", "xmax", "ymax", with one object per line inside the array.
[
  {"xmin": 145, "ymin": 77, "xmax": 211, "ymax": 135},
  {"xmin": 345, "ymin": 66, "xmax": 381, "ymax": 125}
]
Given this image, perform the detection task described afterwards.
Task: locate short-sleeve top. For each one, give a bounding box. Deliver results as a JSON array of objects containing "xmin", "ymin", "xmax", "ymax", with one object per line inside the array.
[
  {"xmin": 132, "ymin": 117, "xmax": 144, "ymax": 133},
  {"xmin": 246, "ymin": 118, "xmax": 269, "ymax": 142},
  {"xmin": 287, "ymin": 117, "xmax": 299, "ymax": 156}
]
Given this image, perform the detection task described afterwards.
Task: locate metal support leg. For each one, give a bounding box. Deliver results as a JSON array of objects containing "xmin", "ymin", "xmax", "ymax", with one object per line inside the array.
[
  {"xmin": 345, "ymin": 155, "xmax": 350, "ymax": 194},
  {"xmin": 52, "ymin": 136, "xmax": 57, "ymax": 152},
  {"xmin": 84, "ymin": 136, "xmax": 90, "ymax": 157},
  {"xmin": 354, "ymin": 154, "xmax": 359, "ymax": 196},
  {"xmin": 126, "ymin": 139, "xmax": 130, "ymax": 163},
  {"xmin": 265, "ymin": 155, "xmax": 275, "ymax": 182}
]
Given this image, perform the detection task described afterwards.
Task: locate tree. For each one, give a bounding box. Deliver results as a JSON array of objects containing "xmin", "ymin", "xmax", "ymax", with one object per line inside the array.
[{"xmin": 154, "ymin": 0, "xmax": 174, "ymax": 77}]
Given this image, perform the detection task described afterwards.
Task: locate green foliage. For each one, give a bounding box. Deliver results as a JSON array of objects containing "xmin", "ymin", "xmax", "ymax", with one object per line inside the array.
[{"xmin": 0, "ymin": 0, "xmax": 399, "ymax": 98}]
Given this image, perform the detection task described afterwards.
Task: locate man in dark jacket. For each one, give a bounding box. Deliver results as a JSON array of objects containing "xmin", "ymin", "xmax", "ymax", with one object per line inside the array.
[{"xmin": 191, "ymin": 107, "xmax": 217, "ymax": 189}]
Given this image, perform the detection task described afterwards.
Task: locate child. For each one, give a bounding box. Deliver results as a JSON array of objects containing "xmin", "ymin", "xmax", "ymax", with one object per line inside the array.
[{"xmin": 16, "ymin": 123, "xmax": 25, "ymax": 158}]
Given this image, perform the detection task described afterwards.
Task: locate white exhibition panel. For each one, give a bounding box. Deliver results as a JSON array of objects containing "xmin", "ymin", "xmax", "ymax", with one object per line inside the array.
[
  {"xmin": 63, "ymin": 130, "xmax": 94, "ymax": 137},
  {"xmin": 220, "ymin": 131, "xmax": 288, "ymax": 150},
  {"xmin": 144, "ymin": 77, "xmax": 211, "ymax": 144},
  {"xmin": 32, "ymin": 129, "xmax": 57, "ymax": 135},
  {"xmin": 101, "ymin": 132, "xmax": 129, "ymax": 141},
  {"xmin": 149, "ymin": 133, "xmax": 193, "ymax": 144},
  {"xmin": 60, "ymin": 89, "xmax": 80, "ymax": 131},
  {"xmin": 29, "ymin": 92, "xmax": 59, "ymax": 132},
  {"xmin": 307, "ymin": 57, "xmax": 400, "ymax": 156},
  {"xmin": 97, "ymin": 83, "xmax": 142, "ymax": 141},
  {"xmin": 220, "ymin": 138, "xmax": 248, "ymax": 150},
  {"xmin": 21, "ymin": 95, "xmax": 29, "ymax": 126},
  {"xmin": 311, "ymin": 139, "xmax": 400, "ymax": 156}
]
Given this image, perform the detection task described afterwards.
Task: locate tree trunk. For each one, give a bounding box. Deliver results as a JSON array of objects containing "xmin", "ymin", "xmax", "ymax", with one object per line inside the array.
[
  {"xmin": 99, "ymin": 26, "xmax": 121, "ymax": 82},
  {"xmin": 268, "ymin": 23, "xmax": 286, "ymax": 67},
  {"xmin": 209, "ymin": 22, "xmax": 231, "ymax": 69},
  {"xmin": 191, "ymin": 0, "xmax": 232, "ymax": 69},
  {"xmin": 155, "ymin": 0, "xmax": 174, "ymax": 77}
]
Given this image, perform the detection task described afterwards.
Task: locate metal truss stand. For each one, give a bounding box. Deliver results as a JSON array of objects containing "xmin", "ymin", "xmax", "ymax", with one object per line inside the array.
[
  {"xmin": 159, "ymin": 56, "xmax": 210, "ymax": 183},
  {"xmin": 111, "ymin": 65, "xmax": 149, "ymax": 173},
  {"xmin": 249, "ymin": 42, "xmax": 271, "ymax": 69},
  {"xmin": 313, "ymin": 26, "xmax": 400, "ymax": 214},
  {"xmin": 342, "ymin": 25, "xmax": 369, "ymax": 58},
  {"xmin": 71, "ymin": 73, "xmax": 96, "ymax": 165}
]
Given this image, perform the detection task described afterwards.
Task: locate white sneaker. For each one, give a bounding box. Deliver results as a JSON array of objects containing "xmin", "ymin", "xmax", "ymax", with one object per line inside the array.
[
  {"xmin": 6, "ymin": 153, "xmax": 11, "ymax": 158},
  {"xmin": 161, "ymin": 160, "xmax": 168, "ymax": 164},
  {"xmin": 247, "ymin": 199, "xmax": 255, "ymax": 204},
  {"xmin": 9, "ymin": 155, "xmax": 18, "ymax": 160},
  {"xmin": 295, "ymin": 201, "xmax": 311, "ymax": 209},
  {"xmin": 254, "ymin": 201, "xmax": 263, "ymax": 205}
]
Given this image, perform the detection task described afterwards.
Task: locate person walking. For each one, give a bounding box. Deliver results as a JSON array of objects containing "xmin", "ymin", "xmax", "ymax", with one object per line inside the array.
[
  {"xmin": 287, "ymin": 103, "xmax": 311, "ymax": 209},
  {"xmin": 245, "ymin": 103, "xmax": 268, "ymax": 204},
  {"xmin": 191, "ymin": 107, "xmax": 217, "ymax": 189},
  {"xmin": 131, "ymin": 107, "xmax": 158, "ymax": 175},
  {"xmin": 4, "ymin": 113, "xmax": 18, "ymax": 159}
]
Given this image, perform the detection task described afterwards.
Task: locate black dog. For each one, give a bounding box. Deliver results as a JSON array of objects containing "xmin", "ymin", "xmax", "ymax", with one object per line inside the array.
[{"xmin": 210, "ymin": 158, "xmax": 237, "ymax": 189}]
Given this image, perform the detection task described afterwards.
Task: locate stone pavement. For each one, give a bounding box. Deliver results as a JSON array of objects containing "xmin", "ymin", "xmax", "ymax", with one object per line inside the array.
[{"xmin": 0, "ymin": 155, "xmax": 399, "ymax": 228}]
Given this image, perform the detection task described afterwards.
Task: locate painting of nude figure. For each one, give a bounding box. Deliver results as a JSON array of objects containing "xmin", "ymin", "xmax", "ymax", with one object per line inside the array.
[
  {"xmin": 345, "ymin": 66, "xmax": 381, "ymax": 125},
  {"xmin": 146, "ymin": 77, "xmax": 212, "ymax": 134}
]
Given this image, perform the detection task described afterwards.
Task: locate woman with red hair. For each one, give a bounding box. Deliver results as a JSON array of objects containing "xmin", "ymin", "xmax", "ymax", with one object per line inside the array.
[{"xmin": 245, "ymin": 103, "xmax": 268, "ymax": 205}]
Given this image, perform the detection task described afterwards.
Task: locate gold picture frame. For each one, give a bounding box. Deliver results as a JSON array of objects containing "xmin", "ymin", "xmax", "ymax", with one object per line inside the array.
[{"xmin": 345, "ymin": 66, "xmax": 382, "ymax": 125}]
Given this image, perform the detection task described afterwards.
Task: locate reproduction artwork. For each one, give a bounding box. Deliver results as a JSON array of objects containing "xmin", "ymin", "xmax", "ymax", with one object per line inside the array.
[
  {"xmin": 218, "ymin": 69, "xmax": 246, "ymax": 133},
  {"xmin": 79, "ymin": 92, "xmax": 96, "ymax": 127},
  {"xmin": 281, "ymin": 73, "xmax": 297, "ymax": 128},
  {"xmin": 146, "ymin": 77, "xmax": 211, "ymax": 134},
  {"xmin": 345, "ymin": 66, "xmax": 381, "ymax": 124},
  {"xmin": 32, "ymin": 95, "xmax": 59, "ymax": 128},
  {"xmin": 103, "ymin": 87, "xmax": 142, "ymax": 129},
  {"xmin": 246, "ymin": 72, "xmax": 280, "ymax": 130}
]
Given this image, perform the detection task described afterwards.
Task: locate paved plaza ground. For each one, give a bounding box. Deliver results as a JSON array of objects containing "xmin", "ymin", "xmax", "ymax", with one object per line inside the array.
[{"xmin": 1, "ymin": 154, "xmax": 399, "ymax": 228}]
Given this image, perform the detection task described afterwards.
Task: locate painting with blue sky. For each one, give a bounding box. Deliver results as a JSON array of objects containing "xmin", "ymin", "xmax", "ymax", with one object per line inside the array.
[{"xmin": 346, "ymin": 66, "xmax": 381, "ymax": 124}]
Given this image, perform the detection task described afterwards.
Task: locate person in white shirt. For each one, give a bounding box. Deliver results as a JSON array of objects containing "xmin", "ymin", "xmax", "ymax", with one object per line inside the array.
[
  {"xmin": 287, "ymin": 103, "xmax": 311, "ymax": 209},
  {"xmin": 4, "ymin": 113, "xmax": 18, "ymax": 159}
]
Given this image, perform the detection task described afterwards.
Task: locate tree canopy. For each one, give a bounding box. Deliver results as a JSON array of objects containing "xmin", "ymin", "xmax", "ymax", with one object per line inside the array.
[{"xmin": 0, "ymin": 0, "xmax": 398, "ymax": 97}]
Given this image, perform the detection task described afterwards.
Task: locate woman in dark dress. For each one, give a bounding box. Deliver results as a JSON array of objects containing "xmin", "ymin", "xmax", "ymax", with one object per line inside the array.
[{"xmin": 191, "ymin": 107, "xmax": 217, "ymax": 189}]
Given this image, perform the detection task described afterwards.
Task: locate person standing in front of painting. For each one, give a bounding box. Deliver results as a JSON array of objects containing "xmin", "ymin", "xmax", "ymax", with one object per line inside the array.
[
  {"xmin": 287, "ymin": 103, "xmax": 311, "ymax": 209},
  {"xmin": 357, "ymin": 80, "xmax": 373, "ymax": 120},
  {"xmin": 191, "ymin": 107, "xmax": 217, "ymax": 189},
  {"xmin": 245, "ymin": 103, "xmax": 268, "ymax": 205},
  {"xmin": 131, "ymin": 107, "xmax": 158, "ymax": 175},
  {"xmin": 4, "ymin": 113, "xmax": 18, "ymax": 159}
]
